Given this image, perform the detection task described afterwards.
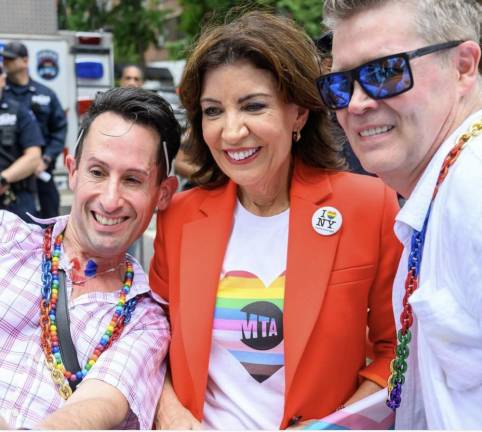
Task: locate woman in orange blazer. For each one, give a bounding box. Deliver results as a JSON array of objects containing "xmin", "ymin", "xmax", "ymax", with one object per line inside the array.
[{"xmin": 150, "ymin": 11, "xmax": 400, "ymax": 430}]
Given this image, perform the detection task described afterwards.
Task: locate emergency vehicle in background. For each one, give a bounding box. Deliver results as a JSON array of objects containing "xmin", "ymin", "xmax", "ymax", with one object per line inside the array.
[{"xmin": 0, "ymin": 31, "xmax": 115, "ymax": 179}]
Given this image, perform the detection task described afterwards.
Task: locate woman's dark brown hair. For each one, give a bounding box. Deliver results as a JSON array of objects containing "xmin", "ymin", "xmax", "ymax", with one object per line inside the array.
[{"xmin": 180, "ymin": 10, "xmax": 345, "ymax": 188}]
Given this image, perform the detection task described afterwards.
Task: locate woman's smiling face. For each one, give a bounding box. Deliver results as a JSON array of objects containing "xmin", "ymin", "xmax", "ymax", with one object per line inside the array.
[{"xmin": 200, "ymin": 60, "xmax": 306, "ymax": 196}]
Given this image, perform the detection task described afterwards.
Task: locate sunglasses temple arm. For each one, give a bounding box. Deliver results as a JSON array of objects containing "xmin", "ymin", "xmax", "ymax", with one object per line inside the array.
[{"xmin": 162, "ymin": 140, "xmax": 170, "ymax": 175}]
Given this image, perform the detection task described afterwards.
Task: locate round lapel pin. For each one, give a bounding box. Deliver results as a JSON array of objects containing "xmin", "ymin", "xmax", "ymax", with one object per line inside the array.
[{"xmin": 312, "ymin": 206, "xmax": 343, "ymax": 236}]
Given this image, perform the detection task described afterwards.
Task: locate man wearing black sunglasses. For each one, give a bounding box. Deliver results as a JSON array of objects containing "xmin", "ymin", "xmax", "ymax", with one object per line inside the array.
[{"xmin": 322, "ymin": 0, "xmax": 482, "ymax": 429}]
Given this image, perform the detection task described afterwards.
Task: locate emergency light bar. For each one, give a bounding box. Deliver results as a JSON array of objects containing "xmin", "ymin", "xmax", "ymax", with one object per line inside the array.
[
  {"xmin": 75, "ymin": 60, "xmax": 104, "ymax": 80},
  {"xmin": 76, "ymin": 33, "xmax": 102, "ymax": 45}
]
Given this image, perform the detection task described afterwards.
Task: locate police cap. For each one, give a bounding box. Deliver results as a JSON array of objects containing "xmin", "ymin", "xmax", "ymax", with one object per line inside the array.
[{"xmin": 1, "ymin": 42, "xmax": 28, "ymax": 59}]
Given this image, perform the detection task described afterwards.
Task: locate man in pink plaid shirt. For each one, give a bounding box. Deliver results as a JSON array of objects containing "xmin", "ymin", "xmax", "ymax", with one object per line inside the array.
[{"xmin": 0, "ymin": 87, "xmax": 180, "ymax": 429}]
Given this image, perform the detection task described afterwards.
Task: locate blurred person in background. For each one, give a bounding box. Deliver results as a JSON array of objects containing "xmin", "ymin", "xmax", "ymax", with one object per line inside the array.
[
  {"xmin": 173, "ymin": 132, "xmax": 198, "ymax": 191},
  {"xmin": 1, "ymin": 41, "xmax": 67, "ymax": 218},
  {"xmin": 0, "ymin": 61, "xmax": 44, "ymax": 220},
  {"xmin": 151, "ymin": 10, "xmax": 400, "ymax": 429},
  {"xmin": 119, "ymin": 64, "xmax": 144, "ymax": 89}
]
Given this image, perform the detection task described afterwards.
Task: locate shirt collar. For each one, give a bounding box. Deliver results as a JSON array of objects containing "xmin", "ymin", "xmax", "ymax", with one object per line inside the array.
[
  {"xmin": 6, "ymin": 78, "xmax": 36, "ymax": 94},
  {"xmin": 27, "ymin": 212, "xmax": 69, "ymax": 237},
  {"xmin": 27, "ymin": 213, "xmax": 160, "ymax": 301},
  {"xmin": 395, "ymin": 109, "xmax": 482, "ymax": 244}
]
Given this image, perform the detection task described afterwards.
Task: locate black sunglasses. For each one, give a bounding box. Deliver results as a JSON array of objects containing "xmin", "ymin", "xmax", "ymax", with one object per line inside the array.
[
  {"xmin": 316, "ymin": 40, "xmax": 464, "ymax": 110},
  {"xmin": 0, "ymin": 65, "xmax": 3, "ymax": 75}
]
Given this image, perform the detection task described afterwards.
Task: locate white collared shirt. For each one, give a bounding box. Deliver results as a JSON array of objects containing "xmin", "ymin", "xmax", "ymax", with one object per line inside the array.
[{"xmin": 392, "ymin": 109, "xmax": 482, "ymax": 429}]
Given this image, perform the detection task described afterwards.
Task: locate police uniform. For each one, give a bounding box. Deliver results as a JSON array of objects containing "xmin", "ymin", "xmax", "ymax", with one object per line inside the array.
[
  {"xmin": 0, "ymin": 95, "xmax": 45, "ymax": 220},
  {"xmin": 5, "ymin": 78, "xmax": 67, "ymax": 218}
]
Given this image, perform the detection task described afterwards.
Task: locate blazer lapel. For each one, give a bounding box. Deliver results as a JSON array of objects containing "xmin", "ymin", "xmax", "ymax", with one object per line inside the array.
[
  {"xmin": 284, "ymin": 164, "xmax": 341, "ymax": 396},
  {"xmin": 178, "ymin": 181, "xmax": 237, "ymax": 411}
]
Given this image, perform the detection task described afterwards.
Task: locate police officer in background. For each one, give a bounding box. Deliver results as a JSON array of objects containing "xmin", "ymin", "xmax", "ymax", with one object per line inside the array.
[
  {"xmin": 1, "ymin": 41, "xmax": 67, "ymax": 218},
  {"xmin": 0, "ymin": 63, "xmax": 44, "ymax": 220}
]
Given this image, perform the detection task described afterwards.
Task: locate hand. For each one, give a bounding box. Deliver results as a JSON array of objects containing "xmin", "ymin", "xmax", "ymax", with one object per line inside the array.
[
  {"xmin": 35, "ymin": 159, "xmax": 49, "ymax": 176},
  {"xmin": 287, "ymin": 381, "xmax": 383, "ymax": 430},
  {"xmin": 344, "ymin": 380, "xmax": 382, "ymax": 406},
  {"xmin": 155, "ymin": 399, "xmax": 202, "ymax": 430},
  {"xmin": 154, "ymin": 374, "xmax": 201, "ymax": 430}
]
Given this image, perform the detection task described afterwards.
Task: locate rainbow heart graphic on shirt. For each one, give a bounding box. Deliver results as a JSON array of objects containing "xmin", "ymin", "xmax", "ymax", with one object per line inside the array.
[{"xmin": 213, "ymin": 271, "xmax": 285, "ymax": 383}]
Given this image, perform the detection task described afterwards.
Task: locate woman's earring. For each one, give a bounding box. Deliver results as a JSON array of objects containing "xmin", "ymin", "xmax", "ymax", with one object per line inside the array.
[{"xmin": 292, "ymin": 129, "xmax": 301, "ymax": 142}]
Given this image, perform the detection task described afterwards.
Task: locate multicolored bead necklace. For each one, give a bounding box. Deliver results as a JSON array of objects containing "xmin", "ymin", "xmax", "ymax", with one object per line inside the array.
[
  {"xmin": 40, "ymin": 225, "xmax": 138, "ymax": 399},
  {"xmin": 386, "ymin": 118, "xmax": 482, "ymax": 410}
]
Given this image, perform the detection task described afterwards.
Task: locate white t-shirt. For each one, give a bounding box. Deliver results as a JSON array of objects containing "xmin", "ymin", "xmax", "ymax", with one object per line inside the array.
[{"xmin": 202, "ymin": 201, "xmax": 289, "ymax": 429}]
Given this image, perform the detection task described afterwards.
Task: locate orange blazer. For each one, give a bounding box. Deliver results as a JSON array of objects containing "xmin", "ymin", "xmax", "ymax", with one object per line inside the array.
[{"xmin": 150, "ymin": 161, "xmax": 400, "ymax": 429}]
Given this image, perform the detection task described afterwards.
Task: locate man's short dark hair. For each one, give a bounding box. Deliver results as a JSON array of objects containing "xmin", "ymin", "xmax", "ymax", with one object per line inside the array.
[{"xmin": 75, "ymin": 87, "xmax": 181, "ymax": 182}]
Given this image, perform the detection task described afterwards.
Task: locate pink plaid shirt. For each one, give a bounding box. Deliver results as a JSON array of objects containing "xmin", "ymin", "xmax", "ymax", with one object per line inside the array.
[{"xmin": 0, "ymin": 210, "xmax": 170, "ymax": 429}]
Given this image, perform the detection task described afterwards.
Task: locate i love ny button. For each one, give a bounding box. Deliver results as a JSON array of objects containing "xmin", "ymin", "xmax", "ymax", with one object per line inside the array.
[{"xmin": 312, "ymin": 206, "xmax": 343, "ymax": 236}]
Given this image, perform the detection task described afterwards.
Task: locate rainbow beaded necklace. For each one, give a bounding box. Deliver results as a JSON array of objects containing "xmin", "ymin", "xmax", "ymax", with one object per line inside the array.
[
  {"xmin": 40, "ymin": 225, "xmax": 138, "ymax": 399},
  {"xmin": 386, "ymin": 118, "xmax": 482, "ymax": 410}
]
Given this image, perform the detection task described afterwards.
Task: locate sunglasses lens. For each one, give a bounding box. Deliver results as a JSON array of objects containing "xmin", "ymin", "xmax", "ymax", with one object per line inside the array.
[
  {"xmin": 0, "ymin": 65, "xmax": 3, "ymax": 75},
  {"xmin": 359, "ymin": 55, "xmax": 412, "ymax": 99},
  {"xmin": 318, "ymin": 72, "xmax": 352, "ymax": 109}
]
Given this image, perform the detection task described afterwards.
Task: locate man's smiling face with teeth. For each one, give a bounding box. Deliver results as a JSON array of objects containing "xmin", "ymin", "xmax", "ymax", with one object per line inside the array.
[
  {"xmin": 65, "ymin": 112, "xmax": 163, "ymax": 259},
  {"xmin": 92, "ymin": 213, "xmax": 127, "ymax": 226}
]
